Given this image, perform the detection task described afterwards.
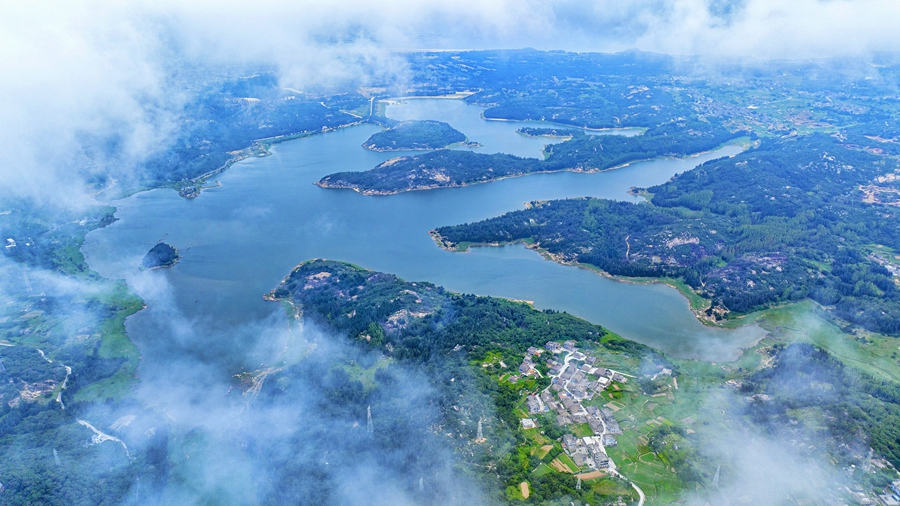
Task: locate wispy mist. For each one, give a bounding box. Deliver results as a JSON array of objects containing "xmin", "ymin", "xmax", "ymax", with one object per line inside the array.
[
  {"xmin": 687, "ymin": 423, "xmax": 849, "ymax": 504},
  {"xmin": 3, "ymin": 0, "xmax": 898, "ymax": 206},
  {"xmin": 110, "ymin": 316, "xmax": 490, "ymax": 504}
]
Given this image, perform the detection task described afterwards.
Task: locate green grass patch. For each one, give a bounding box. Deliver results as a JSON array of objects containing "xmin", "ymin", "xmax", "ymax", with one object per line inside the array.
[
  {"xmin": 571, "ymin": 423, "xmax": 594, "ymax": 438},
  {"xmin": 865, "ymin": 244, "xmax": 900, "ymax": 266},
  {"xmin": 74, "ymin": 281, "xmax": 143, "ymax": 402},
  {"xmin": 592, "ymin": 374, "xmax": 712, "ymax": 503},
  {"xmin": 505, "ymin": 484, "xmax": 526, "ymax": 501},
  {"xmin": 532, "ymin": 463, "xmax": 552, "ymax": 477},
  {"xmin": 96, "ymin": 281, "xmax": 142, "ymax": 361},
  {"xmin": 589, "ymin": 478, "xmax": 636, "ymax": 498},
  {"xmin": 524, "ymin": 429, "xmax": 550, "ymax": 446},
  {"xmin": 342, "ymin": 356, "xmax": 392, "ymax": 390},
  {"xmin": 344, "ymin": 102, "xmax": 371, "ymax": 118},
  {"xmin": 755, "ymin": 300, "xmax": 900, "ymax": 383},
  {"xmin": 533, "ymin": 445, "xmax": 552, "ymax": 459},
  {"xmin": 556, "ymin": 453, "xmax": 580, "ymax": 473}
]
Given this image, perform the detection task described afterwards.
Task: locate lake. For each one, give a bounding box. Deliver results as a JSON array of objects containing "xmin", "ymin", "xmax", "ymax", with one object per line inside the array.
[{"xmin": 83, "ymin": 99, "xmax": 764, "ymax": 378}]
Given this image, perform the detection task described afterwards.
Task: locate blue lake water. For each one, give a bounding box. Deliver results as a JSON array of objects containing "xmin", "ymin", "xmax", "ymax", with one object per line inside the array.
[{"xmin": 83, "ymin": 99, "xmax": 764, "ymax": 374}]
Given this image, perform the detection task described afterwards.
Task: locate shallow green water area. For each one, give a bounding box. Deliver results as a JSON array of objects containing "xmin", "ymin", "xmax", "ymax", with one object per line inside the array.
[{"xmin": 83, "ymin": 99, "xmax": 763, "ymax": 373}]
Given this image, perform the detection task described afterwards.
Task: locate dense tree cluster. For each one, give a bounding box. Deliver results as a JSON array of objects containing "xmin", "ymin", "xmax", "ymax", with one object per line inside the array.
[
  {"xmin": 363, "ymin": 120, "xmax": 467, "ymax": 151},
  {"xmin": 435, "ymin": 134, "xmax": 900, "ymax": 333},
  {"xmin": 0, "ymin": 343, "xmax": 165, "ymax": 505},
  {"xmin": 271, "ymin": 260, "xmax": 637, "ymax": 362},
  {"xmin": 268, "ymin": 259, "xmax": 654, "ymax": 504},
  {"xmin": 6, "ymin": 49, "xmax": 900, "ymax": 504},
  {"xmin": 1, "ymin": 202, "xmax": 116, "ymax": 276},
  {"xmin": 141, "ymin": 74, "xmax": 367, "ymax": 184},
  {"xmin": 742, "ymin": 343, "xmax": 900, "ymax": 468},
  {"xmin": 516, "ymin": 127, "xmax": 583, "ymax": 138}
]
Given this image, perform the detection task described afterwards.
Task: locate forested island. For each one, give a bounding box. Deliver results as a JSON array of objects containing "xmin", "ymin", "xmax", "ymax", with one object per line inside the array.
[
  {"xmin": 316, "ymin": 119, "xmax": 745, "ymax": 195},
  {"xmin": 517, "ymin": 127, "xmax": 583, "ymax": 139},
  {"xmin": 433, "ymin": 133, "xmax": 900, "ymax": 334},
  {"xmin": 141, "ymin": 242, "xmax": 180, "ymax": 269},
  {"xmin": 362, "ymin": 120, "xmax": 470, "ymax": 151}
]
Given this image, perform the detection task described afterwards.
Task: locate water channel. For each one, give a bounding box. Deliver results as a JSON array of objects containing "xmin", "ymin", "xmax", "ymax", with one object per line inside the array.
[{"xmin": 83, "ymin": 99, "xmax": 765, "ymax": 375}]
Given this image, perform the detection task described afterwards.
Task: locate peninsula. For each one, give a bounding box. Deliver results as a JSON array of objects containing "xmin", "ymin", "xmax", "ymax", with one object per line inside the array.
[
  {"xmin": 264, "ymin": 259, "xmax": 900, "ymax": 504},
  {"xmin": 316, "ymin": 119, "xmax": 744, "ymax": 195},
  {"xmin": 431, "ymin": 134, "xmax": 900, "ymax": 335}
]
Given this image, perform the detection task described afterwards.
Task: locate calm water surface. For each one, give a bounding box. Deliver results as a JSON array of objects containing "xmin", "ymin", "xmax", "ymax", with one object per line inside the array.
[{"xmin": 83, "ymin": 99, "xmax": 764, "ymax": 370}]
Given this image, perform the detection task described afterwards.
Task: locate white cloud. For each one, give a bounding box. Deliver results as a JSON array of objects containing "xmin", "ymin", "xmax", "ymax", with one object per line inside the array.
[
  {"xmin": 1, "ymin": 0, "xmax": 897, "ymax": 205},
  {"xmin": 630, "ymin": 0, "xmax": 900, "ymax": 58}
]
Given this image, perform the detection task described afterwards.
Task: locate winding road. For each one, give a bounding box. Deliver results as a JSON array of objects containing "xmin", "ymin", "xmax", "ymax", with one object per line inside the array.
[
  {"xmin": 77, "ymin": 419, "xmax": 130, "ymax": 457},
  {"xmin": 56, "ymin": 365, "xmax": 71, "ymax": 409}
]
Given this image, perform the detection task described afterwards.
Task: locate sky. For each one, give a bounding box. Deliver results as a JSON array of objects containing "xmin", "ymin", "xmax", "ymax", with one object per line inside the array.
[{"xmin": 2, "ymin": 0, "xmax": 899, "ymax": 205}]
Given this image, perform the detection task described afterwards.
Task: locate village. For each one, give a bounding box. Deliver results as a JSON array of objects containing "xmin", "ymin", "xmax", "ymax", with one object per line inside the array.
[{"xmin": 514, "ymin": 340, "xmax": 635, "ymax": 476}]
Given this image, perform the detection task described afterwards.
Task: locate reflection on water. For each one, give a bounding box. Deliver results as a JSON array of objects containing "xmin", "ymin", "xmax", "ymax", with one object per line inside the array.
[{"xmin": 83, "ymin": 99, "xmax": 764, "ymax": 370}]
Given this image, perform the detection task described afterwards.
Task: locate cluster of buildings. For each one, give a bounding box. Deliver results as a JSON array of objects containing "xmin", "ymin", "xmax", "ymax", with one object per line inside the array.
[
  {"xmin": 563, "ymin": 434, "xmax": 610, "ymax": 469},
  {"xmin": 587, "ymin": 405, "xmax": 622, "ymax": 436},
  {"xmin": 851, "ymin": 479, "xmax": 900, "ymax": 506},
  {"xmin": 518, "ymin": 348, "xmax": 541, "ymax": 376},
  {"xmin": 552, "ymin": 364, "xmax": 627, "ymax": 402},
  {"xmin": 880, "ymin": 481, "xmax": 900, "ymax": 506},
  {"xmin": 520, "ymin": 340, "xmax": 633, "ymax": 472}
]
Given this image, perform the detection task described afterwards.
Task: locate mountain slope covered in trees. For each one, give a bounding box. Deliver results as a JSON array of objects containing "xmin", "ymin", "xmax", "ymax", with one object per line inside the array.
[{"xmin": 434, "ymin": 134, "xmax": 900, "ymax": 333}]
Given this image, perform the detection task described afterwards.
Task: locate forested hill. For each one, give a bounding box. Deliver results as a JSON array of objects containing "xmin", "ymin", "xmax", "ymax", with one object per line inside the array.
[
  {"xmin": 742, "ymin": 342, "xmax": 900, "ymax": 469},
  {"xmin": 362, "ymin": 120, "xmax": 468, "ymax": 151},
  {"xmin": 316, "ymin": 150, "xmax": 540, "ymax": 194},
  {"xmin": 268, "ymin": 259, "xmax": 650, "ymax": 361},
  {"xmin": 142, "ymin": 75, "xmax": 367, "ymax": 185},
  {"xmin": 408, "ymin": 50, "xmax": 693, "ymax": 129},
  {"xmin": 141, "ymin": 242, "xmax": 179, "ymax": 269},
  {"xmin": 266, "ymin": 259, "xmax": 656, "ymax": 504},
  {"xmin": 316, "ymin": 119, "xmax": 744, "ymax": 195},
  {"xmin": 433, "ymin": 134, "xmax": 900, "ymax": 334}
]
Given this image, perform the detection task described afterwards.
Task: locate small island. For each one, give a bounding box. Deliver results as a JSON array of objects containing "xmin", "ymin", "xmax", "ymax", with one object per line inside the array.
[
  {"xmin": 362, "ymin": 120, "xmax": 473, "ymax": 151},
  {"xmin": 517, "ymin": 127, "xmax": 584, "ymax": 139},
  {"xmin": 141, "ymin": 242, "xmax": 180, "ymax": 269}
]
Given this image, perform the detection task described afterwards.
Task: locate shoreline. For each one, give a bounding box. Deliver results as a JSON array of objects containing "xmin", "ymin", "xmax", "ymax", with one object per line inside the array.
[
  {"xmin": 94, "ymin": 120, "xmax": 370, "ymax": 203},
  {"xmin": 479, "ymin": 113, "xmax": 648, "ymax": 135},
  {"xmin": 81, "ymin": 94, "xmax": 493, "ymax": 391},
  {"xmin": 85, "ymin": 101, "xmax": 750, "ymax": 402},
  {"xmin": 76, "ymin": 119, "xmax": 374, "ymax": 399},
  {"xmin": 314, "ymin": 162, "xmax": 657, "ymax": 195},
  {"xmin": 178, "ymin": 120, "xmax": 367, "ymax": 198},
  {"xmin": 428, "ymin": 230, "xmax": 764, "ymax": 332},
  {"xmin": 361, "ymin": 140, "xmax": 480, "ymax": 153},
  {"xmin": 379, "ymin": 91, "xmax": 479, "ymax": 105},
  {"xmin": 315, "ymin": 141, "xmax": 744, "ymax": 196}
]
